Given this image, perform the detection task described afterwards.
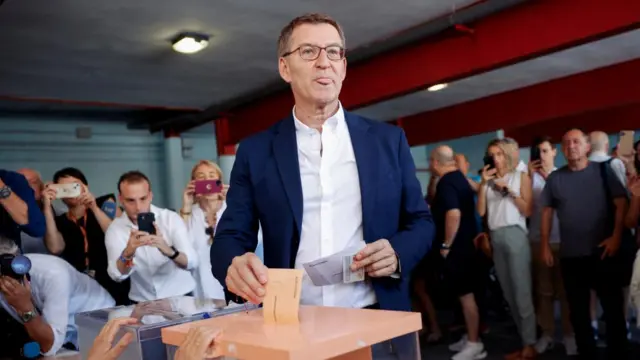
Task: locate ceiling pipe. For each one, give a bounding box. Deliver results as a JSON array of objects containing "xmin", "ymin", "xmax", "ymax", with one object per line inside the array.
[{"xmin": 151, "ymin": 0, "xmax": 529, "ymax": 133}]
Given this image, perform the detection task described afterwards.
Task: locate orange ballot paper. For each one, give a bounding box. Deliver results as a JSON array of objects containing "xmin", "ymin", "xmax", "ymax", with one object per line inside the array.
[{"xmin": 263, "ymin": 269, "xmax": 303, "ymax": 324}]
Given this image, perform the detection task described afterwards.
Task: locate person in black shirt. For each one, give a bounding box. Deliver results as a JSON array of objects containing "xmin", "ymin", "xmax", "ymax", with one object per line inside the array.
[
  {"xmin": 41, "ymin": 167, "xmax": 130, "ymax": 305},
  {"xmin": 429, "ymin": 146, "xmax": 486, "ymax": 359}
]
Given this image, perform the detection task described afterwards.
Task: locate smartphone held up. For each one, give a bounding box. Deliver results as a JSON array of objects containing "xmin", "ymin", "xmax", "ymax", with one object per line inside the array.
[{"xmin": 194, "ymin": 179, "xmax": 223, "ymax": 195}]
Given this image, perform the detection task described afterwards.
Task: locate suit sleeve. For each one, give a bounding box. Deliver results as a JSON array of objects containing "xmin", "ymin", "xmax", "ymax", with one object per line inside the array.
[
  {"xmin": 389, "ymin": 130, "xmax": 435, "ymax": 278},
  {"xmin": 6, "ymin": 172, "xmax": 46, "ymax": 237},
  {"xmin": 210, "ymin": 142, "xmax": 260, "ymax": 300}
]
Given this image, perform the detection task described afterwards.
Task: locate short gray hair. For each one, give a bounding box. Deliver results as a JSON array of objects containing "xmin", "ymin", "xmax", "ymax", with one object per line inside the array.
[{"xmin": 0, "ymin": 236, "xmax": 19, "ymax": 256}]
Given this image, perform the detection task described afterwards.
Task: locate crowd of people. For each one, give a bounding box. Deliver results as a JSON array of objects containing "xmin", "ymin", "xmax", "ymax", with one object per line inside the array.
[
  {"xmin": 1, "ymin": 11, "xmax": 640, "ymax": 360},
  {"xmin": 415, "ymin": 131, "xmax": 640, "ymax": 360}
]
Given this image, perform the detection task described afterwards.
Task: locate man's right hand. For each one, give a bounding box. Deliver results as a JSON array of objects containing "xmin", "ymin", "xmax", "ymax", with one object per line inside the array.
[
  {"xmin": 123, "ymin": 230, "xmax": 150, "ymax": 258},
  {"xmin": 225, "ymin": 253, "xmax": 268, "ymax": 304}
]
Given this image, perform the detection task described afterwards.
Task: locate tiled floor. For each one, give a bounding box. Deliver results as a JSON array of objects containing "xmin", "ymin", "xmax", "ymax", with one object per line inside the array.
[{"xmin": 418, "ymin": 318, "xmax": 640, "ymax": 359}]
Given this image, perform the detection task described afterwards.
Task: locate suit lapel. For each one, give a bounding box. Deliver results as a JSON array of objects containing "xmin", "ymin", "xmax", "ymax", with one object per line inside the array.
[
  {"xmin": 273, "ymin": 116, "xmax": 303, "ymax": 234},
  {"xmin": 345, "ymin": 112, "xmax": 378, "ymax": 243}
]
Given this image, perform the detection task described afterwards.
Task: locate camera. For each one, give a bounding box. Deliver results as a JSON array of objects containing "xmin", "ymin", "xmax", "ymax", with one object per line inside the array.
[{"xmin": 0, "ymin": 254, "xmax": 32, "ymax": 280}]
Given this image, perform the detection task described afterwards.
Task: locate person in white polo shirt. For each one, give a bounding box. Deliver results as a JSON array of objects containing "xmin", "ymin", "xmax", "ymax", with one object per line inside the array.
[{"xmin": 105, "ymin": 171, "xmax": 198, "ymax": 303}]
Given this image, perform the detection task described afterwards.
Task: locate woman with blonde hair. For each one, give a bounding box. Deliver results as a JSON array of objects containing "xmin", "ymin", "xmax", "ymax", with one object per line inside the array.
[
  {"xmin": 180, "ymin": 160, "xmax": 227, "ymax": 300},
  {"xmin": 476, "ymin": 139, "xmax": 537, "ymax": 360}
]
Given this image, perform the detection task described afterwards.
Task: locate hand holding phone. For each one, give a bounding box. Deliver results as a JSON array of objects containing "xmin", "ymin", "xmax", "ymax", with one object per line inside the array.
[
  {"xmin": 49, "ymin": 183, "xmax": 82, "ymax": 199},
  {"xmin": 137, "ymin": 212, "xmax": 156, "ymax": 235},
  {"xmin": 194, "ymin": 179, "xmax": 223, "ymax": 195}
]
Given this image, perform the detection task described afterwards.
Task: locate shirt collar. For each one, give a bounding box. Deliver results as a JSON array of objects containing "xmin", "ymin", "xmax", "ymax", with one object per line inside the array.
[
  {"xmin": 292, "ymin": 102, "xmax": 345, "ymax": 134},
  {"xmin": 589, "ymin": 151, "xmax": 610, "ymax": 160}
]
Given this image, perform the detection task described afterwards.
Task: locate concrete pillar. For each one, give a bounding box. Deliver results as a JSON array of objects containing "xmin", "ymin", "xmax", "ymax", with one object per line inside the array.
[
  {"xmin": 218, "ymin": 154, "xmax": 235, "ymax": 185},
  {"xmin": 164, "ymin": 131, "xmax": 184, "ymax": 211}
]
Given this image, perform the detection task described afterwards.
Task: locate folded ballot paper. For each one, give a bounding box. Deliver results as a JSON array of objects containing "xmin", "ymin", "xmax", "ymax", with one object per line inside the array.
[
  {"xmin": 302, "ymin": 246, "xmax": 365, "ymax": 286},
  {"xmin": 263, "ymin": 269, "xmax": 303, "ymax": 324}
]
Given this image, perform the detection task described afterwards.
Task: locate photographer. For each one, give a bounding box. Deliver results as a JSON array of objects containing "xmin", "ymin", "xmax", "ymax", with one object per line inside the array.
[{"xmin": 0, "ymin": 235, "xmax": 114, "ymax": 358}]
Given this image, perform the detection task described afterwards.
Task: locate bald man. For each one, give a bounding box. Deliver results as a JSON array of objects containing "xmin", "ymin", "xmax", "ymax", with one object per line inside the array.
[
  {"xmin": 429, "ymin": 146, "xmax": 486, "ymax": 359},
  {"xmin": 588, "ymin": 131, "xmax": 627, "ymax": 186}
]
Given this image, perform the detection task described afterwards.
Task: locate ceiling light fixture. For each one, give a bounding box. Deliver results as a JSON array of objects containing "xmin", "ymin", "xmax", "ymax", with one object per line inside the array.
[
  {"xmin": 427, "ymin": 83, "xmax": 448, "ymax": 92},
  {"xmin": 171, "ymin": 33, "xmax": 209, "ymax": 54}
]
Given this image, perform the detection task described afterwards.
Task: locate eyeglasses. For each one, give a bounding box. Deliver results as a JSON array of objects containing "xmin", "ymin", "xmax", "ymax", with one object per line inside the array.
[{"xmin": 282, "ymin": 44, "xmax": 345, "ymax": 61}]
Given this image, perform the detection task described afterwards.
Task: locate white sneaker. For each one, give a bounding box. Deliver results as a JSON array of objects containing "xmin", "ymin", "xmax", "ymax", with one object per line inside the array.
[
  {"xmin": 451, "ymin": 341, "xmax": 487, "ymax": 360},
  {"xmin": 534, "ymin": 335, "xmax": 554, "ymax": 354},
  {"xmin": 564, "ymin": 335, "xmax": 578, "ymax": 356},
  {"xmin": 449, "ymin": 335, "xmax": 468, "ymax": 352}
]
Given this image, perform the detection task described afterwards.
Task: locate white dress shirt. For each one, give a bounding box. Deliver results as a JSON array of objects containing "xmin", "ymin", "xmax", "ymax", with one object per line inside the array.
[
  {"xmin": 293, "ymin": 104, "xmax": 377, "ymax": 308},
  {"xmin": 105, "ymin": 205, "xmax": 198, "ymax": 302},
  {"xmin": 0, "ymin": 254, "xmax": 115, "ymax": 356}
]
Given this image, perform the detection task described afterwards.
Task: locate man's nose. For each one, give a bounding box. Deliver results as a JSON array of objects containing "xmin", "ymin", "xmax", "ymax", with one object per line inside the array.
[{"xmin": 315, "ymin": 49, "xmax": 331, "ymax": 68}]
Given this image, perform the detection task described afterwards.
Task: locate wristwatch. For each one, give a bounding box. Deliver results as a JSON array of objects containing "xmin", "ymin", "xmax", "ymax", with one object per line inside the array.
[
  {"xmin": 0, "ymin": 185, "xmax": 11, "ymax": 200},
  {"xmin": 20, "ymin": 310, "xmax": 38, "ymax": 323},
  {"xmin": 168, "ymin": 246, "xmax": 180, "ymax": 260}
]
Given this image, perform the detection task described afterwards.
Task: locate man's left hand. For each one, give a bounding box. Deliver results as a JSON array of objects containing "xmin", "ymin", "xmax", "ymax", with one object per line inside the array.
[
  {"xmin": 0, "ymin": 276, "xmax": 34, "ymax": 314},
  {"xmin": 598, "ymin": 236, "xmax": 621, "ymax": 259},
  {"xmin": 0, "ymin": 177, "xmax": 5, "ymax": 188},
  {"xmin": 351, "ymin": 239, "xmax": 398, "ymax": 277}
]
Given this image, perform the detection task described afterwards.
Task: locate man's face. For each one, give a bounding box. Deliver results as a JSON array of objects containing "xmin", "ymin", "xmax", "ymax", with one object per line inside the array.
[
  {"xmin": 278, "ymin": 23, "xmax": 347, "ymax": 106},
  {"xmin": 119, "ymin": 181, "xmax": 153, "ymax": 222},
  {"xmin": 16, "ymin": 169, "xmax": 42, "ymax": 202},
  {"xmin": 562, "ymin": 130, "xmax": 590, "ymax": 162},
  {"xmin": 538, "ymin": 141, "xmax": 556, "ymax": 166}
]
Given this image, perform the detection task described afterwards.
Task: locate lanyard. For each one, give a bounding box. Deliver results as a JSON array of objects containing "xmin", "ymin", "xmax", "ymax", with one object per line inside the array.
[{"xmin": 67, "ymin": 211, "xmax": 89, "ymax": 268}]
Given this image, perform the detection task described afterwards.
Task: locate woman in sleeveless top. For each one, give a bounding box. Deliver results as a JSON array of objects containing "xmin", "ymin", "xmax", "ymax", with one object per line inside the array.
[{"xmin": 476, "ymin": 139, "xmax": 537, "ymax": 359}]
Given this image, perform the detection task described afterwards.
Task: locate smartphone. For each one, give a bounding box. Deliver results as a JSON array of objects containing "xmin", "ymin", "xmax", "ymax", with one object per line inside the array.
[
  {"xmin": 618, "ymin": 130, "xmax": 635, "ymax": 156},
  {"xmin": 49, "ymin": 183, "xmax": 82, "ymax": 199},
  {"xmin": 137, "ymin": 212, "xmax": 156, "ymax": 235},
  {"xmin": 194, "ymin": 179, "xmax": 222, "ymax": 195},
  {"xmin": 530, "ymin": 146, "xmax": 541, "ymax": 162},
  {"xmin": 483, "ymin": 154, "xmax": 495, "ymax": 170}
]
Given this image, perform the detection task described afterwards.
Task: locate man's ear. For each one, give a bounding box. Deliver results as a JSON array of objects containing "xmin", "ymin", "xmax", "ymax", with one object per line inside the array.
[{"xmin": 279, "ymin": 58, "xmax": 292, "ymax": 83}]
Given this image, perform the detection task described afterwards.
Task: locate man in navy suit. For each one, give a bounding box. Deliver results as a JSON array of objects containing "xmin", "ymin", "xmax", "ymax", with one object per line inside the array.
[{"xmin": 211, "ymin": 13, "xmax": 434, "ymax": 313}]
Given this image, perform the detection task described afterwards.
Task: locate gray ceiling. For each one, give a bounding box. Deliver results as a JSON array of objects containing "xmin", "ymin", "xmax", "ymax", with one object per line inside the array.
[
  {"xmin": 0, "ymin": 0, "xmax": 477, "ymax": 110},
  {"xmin": 355, "ymin": 29, "xmax": 640, "ymax": 121}
]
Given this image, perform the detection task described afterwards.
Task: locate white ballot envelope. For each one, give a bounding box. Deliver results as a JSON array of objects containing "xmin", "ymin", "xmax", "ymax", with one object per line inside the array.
[{"xmin": 303, "ymin": 245, "xmax": 365, "ymax": 286}]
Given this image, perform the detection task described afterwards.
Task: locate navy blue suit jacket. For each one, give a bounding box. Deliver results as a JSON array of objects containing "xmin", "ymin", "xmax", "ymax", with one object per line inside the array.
[
  {"xmin": 0, "ymin": 170, "xmax": 46, "ymax": 248},
  {"xmin": 211, "ymin": 111, "xmax": 434, "ymax": 311}
]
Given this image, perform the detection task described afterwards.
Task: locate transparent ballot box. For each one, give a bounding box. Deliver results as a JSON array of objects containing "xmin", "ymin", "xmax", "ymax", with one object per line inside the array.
[
  {"xmin": 75, "ymin": 296, "xmax": 257, "ymax": 360},
  {"xmin": 162, "ymin": 305, "xmax": 422, "ymax": 360}
]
